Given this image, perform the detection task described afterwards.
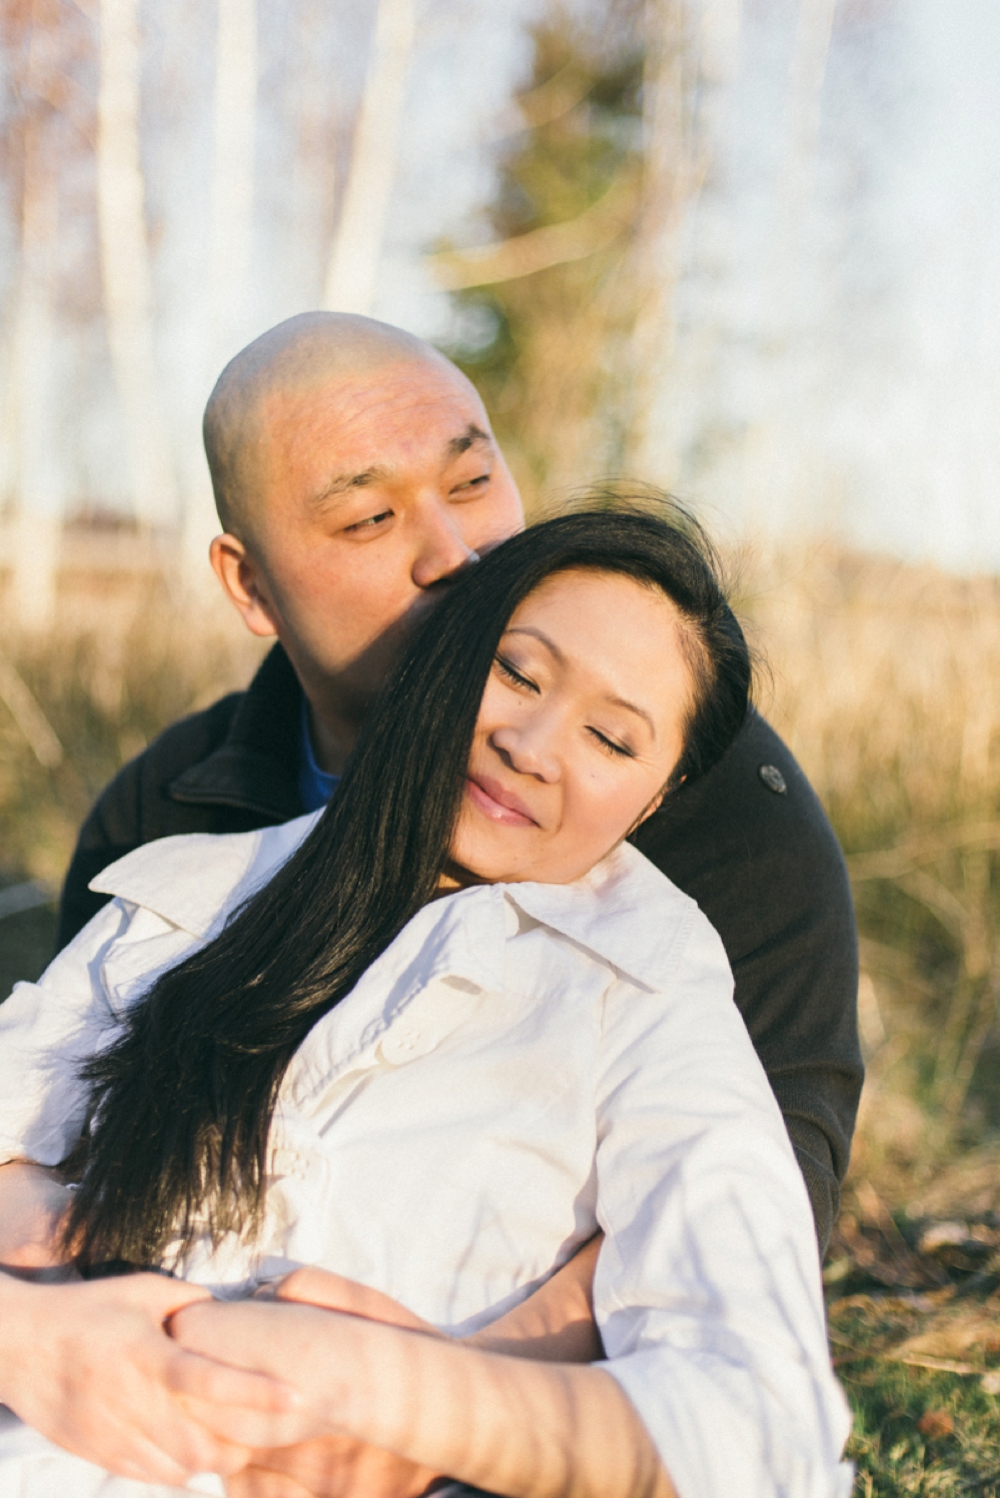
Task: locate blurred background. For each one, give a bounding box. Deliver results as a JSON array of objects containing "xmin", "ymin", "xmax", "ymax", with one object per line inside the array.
[{"xmin": 3, "ymin": 0, "xmax": 1000, "ymax": 1434}]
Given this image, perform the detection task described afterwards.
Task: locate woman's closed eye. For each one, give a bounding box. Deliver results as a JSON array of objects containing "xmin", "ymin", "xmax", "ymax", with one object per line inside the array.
[
  {"xmin": 588, "ymin": 727, "xmax": 635, "ymax": 759},
  {"xmin": 494, "ymin": 654, "xmax": 539, "ymax": 693}
]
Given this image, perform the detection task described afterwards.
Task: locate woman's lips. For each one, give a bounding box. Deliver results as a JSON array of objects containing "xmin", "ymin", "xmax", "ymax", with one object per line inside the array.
[{"xmin": 465, "ymin": 775, "xmax": 538, "ymax": 827}]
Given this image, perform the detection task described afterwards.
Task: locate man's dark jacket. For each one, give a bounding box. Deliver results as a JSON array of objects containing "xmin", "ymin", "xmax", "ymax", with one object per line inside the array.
[{"xmin": 57, "ymin": 644, "xmax": 863, "ymax": 1254}]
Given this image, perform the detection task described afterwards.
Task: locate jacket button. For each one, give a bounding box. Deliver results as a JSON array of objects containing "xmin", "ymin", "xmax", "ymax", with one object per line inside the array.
[{"xmin": 758, "ymin": 763, "xmax": 787, "ymax": 794}]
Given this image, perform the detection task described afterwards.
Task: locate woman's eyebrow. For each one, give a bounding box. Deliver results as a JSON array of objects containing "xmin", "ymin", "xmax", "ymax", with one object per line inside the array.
[{"xmin": 504, "ymin": 627, "xmax": 657, "ymax": 739}]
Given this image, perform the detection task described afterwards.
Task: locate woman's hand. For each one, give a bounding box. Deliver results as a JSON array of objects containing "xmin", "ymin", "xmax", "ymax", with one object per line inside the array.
[
  {"xmin": 176, "ymin": 1270, "xmax": 446, "ymax": 1498},
  {"xmin": 172, "ymin": 1295, "xmax": 676, "ymax": 1498},
  {"xmin": 187, "ymin": 1244, "xmax": 606, "ymax": 1498},
  {"xmin": 0, "ymin": 1270, "xmax": 299, "ymax": 1487}
]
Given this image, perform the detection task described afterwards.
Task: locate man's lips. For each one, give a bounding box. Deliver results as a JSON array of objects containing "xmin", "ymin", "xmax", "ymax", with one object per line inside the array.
[{"xmin": 464, "ymin": 775, "xmax": 539, "ymax": 827}]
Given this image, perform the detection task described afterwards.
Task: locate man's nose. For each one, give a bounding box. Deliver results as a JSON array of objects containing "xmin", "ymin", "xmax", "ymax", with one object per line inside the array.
[
  {"xmin": 411, "ymin": 501, "xmax": 478, "ymax": 589},
  {"xmin": 491, "ymin": 721, "xmax": 561, "ymax": 783}
]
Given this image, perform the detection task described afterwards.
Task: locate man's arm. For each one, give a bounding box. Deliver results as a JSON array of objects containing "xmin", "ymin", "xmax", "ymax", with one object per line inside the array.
[
  {"xmin": 55, "ymin": 692, "xmax": 247, "ymax": 951},
  {"xmin": 0, "ymin": 1162, "xmax": 76, "ymax": 1275},
  {"xmin": 633, "ymin": 709, "xmax": 862, "ymax": 1253},
  {"xmin": 55, "ymin": 759, "xmax": 145, "ymax": 951}
]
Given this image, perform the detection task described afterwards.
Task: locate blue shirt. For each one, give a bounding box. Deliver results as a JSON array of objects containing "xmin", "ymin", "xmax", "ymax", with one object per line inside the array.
[{"xmin": 298, "ymin": 699, "xmax": 340, "ymax": 812}]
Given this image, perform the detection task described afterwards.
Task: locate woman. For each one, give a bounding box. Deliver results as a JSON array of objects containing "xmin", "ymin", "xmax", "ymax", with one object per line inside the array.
[{"xmin": 0, "ymin": 508, "xmax": 851, "ymax": 1497}]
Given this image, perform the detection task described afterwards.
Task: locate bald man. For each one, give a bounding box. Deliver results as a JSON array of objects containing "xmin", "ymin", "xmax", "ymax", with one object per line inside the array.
[{"xmin": 56, "ymin": 311, "xmax": 861, "ymax": 1255}]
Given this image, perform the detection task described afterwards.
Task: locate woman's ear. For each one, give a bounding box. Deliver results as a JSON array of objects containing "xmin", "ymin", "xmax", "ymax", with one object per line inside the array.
[
  {"xmin": 629, "ymin": 771, "xmax": 688, "ymax": 836},
  {"xmin": 626, "ymin": 788, "xmax": 666, "ymax": 840},
  {"xmin": 638, "ymin": 790, "xmax": 666, "ymax": 825}
]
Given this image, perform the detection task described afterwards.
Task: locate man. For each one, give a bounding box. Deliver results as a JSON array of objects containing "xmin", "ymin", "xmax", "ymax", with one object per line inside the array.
[
  {"xmin": 17, "ymin": 309, "xmax": 859, "ymax": 1493},
  {"xmin": 57, "ymin": 310, "xmax": 862, "ymax": 1252}
]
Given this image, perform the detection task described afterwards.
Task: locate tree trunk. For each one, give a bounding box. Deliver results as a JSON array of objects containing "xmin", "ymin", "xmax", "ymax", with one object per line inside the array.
[
  {"xmin": 769, "ymin": 0, "xmax": 836, "ymax": 322},
  {"xmin": 184, "ymin": 0, "xmax": 259, "ymax": 570},
  {"xmin": 97, "ymin": 0, "xmax": 177, "ymax": 531},
  {"xmin": 3, "ymin": 18, "xmax": 62, "ymax": 631},
  {"xmin": 624, "ymin": 0, "xmax": 698, "ymax": 482},
  {"xmin": 322, "ymin": 0, "xmax": 416, "ymax": 315},
  {"xmin": 208, "ymin": 0, "xmax": 257, "ymax": 361}
]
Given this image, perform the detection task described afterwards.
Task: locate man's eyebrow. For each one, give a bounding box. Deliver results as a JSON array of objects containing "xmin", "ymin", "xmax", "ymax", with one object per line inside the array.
[
  {"xmin": 505, "ymin": 627, "xmax": 657, "ymax": 738},
  {"xmin": 447, "ymin": 423, "xmax": 493, "ymax": 459},
  {"xmin": 309, "ymin": 466, "xmax": 388, "ymax": 509}
]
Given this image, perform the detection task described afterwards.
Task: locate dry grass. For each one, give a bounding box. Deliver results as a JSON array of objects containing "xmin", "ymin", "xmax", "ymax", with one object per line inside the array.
[
  {"xmin": 6, "ymin": 539, "xmax": 1000, "ymax": 1494},
  {"xmin": 0, "ymin": 574, "xmax": 266, "ymax": 891},
  {"xmin": 5, "ymin": 538, "xmax": 1000, "ymax": 1186},
  {"xmin": 740, "ymin": 541, "xmax": 1000, "ymax": 1208}
]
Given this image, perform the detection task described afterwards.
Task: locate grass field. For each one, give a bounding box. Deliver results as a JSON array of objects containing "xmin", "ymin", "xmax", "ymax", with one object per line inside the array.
[{"xmin": 4, "ymin": 541, "xmax": 1000, "ymax": 1493}]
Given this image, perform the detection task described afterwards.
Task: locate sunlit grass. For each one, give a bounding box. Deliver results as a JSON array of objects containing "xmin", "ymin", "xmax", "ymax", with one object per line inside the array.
[{"xmin": 5, "ymin": 543, "xmax": 1000, "ymax": 1492}]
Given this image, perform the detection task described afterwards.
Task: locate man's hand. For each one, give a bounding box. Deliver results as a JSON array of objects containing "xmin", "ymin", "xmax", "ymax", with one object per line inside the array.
[
  {"xmin": 0, "ymin": 1161, "xmax": 76, "ymax": 1276},
  {"xmin": 0, "ymin": 1271, "xmax": 299, "ymax": 1488},
  {"xmin": 225, "ymin": 1438, "xmax": 441, "ymax": 1498},
  {"xmin": 468, "ymin": 1232, "xmax": 604, "ymax": 1363}
]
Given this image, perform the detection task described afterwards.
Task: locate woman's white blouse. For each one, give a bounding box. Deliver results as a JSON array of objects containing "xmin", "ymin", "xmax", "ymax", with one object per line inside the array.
[{"xmin": 0, "ymin": 815, "xmax": 852, "ymax": 1498}]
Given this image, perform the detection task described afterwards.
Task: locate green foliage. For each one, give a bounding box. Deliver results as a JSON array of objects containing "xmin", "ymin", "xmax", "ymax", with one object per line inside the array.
[
  {"xmin": 830, "ymin": 1294, "xmax": 1000, "ymax": 1496},
  {"xmin": 443, "ymin": 4, "xmax": 647, "ymax": 502}
]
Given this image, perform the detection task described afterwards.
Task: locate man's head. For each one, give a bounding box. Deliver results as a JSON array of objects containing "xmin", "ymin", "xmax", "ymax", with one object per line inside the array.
[{"xmin": 204, "ymin": 311, "xmax": 524, "ymax": 766}]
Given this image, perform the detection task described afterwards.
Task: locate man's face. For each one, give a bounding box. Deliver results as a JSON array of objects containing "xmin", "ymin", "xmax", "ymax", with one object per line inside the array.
[{"xmin": 245, "ymin": 357, "xmax": 525, "ymax": 715}]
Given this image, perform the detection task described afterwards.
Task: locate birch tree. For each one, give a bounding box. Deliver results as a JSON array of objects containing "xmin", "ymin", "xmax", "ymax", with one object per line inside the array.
[
  {"xmin": 771, "ymin": 0, "xmax": 837, "ymax": 318},
  {"xmin": 208, "ymin": 0, "xmax": 257, "ymax": 363},
  {"xmin": 322, "ymin": 0, "xmax": 416, "ymax": 314},
  {"xmin": 184, "ymin": 0, "xmax": 259, "ymax": 569},
  {"xmin": 6, "ymin": 105, "xmax": 60, "ymax": 629},
  {"xmin": 1, "ymin": 0, "xmax": 72, "ymax": 628},
  {"xmin": 97, "ymin": 0, "xmax": 177, "ymax": 531},
  {"xmin": 624, "ymin": 0, "xmax": 700, "ymax": 481}
]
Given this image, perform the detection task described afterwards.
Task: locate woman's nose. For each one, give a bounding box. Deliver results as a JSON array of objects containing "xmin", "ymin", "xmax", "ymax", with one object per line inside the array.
[{"xmin": 490, "ymin": 722, "xmax": 561, "ymax": 783}]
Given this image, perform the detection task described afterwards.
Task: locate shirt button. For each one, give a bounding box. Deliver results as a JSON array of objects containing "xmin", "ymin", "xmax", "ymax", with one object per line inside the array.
[
  {"xmin": 380, "ymin": 1025, "xmax": 426, "ymax": 1064},
  {"xmin": 758, "ymin": 763, "xmax": 787, "ymax": 794}
]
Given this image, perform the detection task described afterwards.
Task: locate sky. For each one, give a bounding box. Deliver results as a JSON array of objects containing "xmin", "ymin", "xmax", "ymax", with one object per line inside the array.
[
  {"xmin": 1, "ymin": 0, "xmax": 998, "ymax": 571},
  {"xmin": 662, "ymin": 0, "xmax": 1000, "ymax": 569}
]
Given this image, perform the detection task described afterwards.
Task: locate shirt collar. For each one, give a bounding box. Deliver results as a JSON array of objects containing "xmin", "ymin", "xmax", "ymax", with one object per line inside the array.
[
  {"xmin": 412, "ymin": 843, "xmax": 693, "ymax": 998},
  {"xmin": 90, "ymin": 820, "xmax": 691, "ymax": 994},
  {"xmin": 90, "ymin": 812, "xmax": 323, "ymax": 940},
  {"xmin": 500, "ymin": 841, "xmax": 694, "ymax": 993}
]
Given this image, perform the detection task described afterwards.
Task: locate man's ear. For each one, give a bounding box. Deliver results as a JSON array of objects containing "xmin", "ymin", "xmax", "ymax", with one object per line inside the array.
[{"xmin": 209, "ymin": 534, "xmax": 280, "ymax": 640}]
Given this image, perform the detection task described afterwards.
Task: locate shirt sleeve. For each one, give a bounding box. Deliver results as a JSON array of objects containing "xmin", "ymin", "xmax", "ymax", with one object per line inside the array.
[
  {"xmin": 632, "ymin": 710, "xmax": 862, "ymax": 1255},
  {"xmin": 593, "ymin": 909, "xmax": 853, "ymax": 1498},
  {"xmin": 0, "ymin": 898, "xmax": 197, "ymax": 1168}
]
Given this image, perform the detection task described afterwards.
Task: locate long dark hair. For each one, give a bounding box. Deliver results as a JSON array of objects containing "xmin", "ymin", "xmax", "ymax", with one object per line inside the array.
[{"xmin": 64, "ymin": 501, "xmax": 752, "ymax": 1271}]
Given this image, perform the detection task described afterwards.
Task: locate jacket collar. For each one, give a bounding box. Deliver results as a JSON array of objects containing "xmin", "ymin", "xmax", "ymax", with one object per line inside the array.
[{"xmin": 167, "ymin": 644, "xmax": 304, "ymax": 822}]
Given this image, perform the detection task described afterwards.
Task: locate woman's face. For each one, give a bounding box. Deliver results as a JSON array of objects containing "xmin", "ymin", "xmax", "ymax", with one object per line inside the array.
[{"xmin": 449, "ymin": 568, "xmax": 695, "ymax": 887}]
